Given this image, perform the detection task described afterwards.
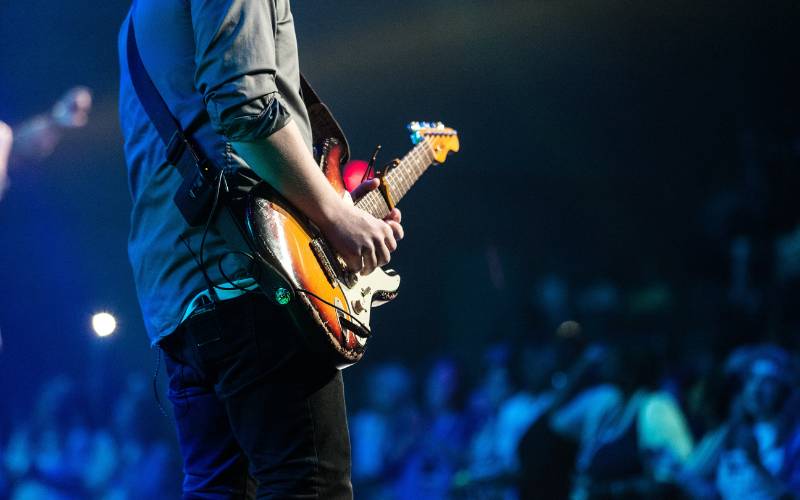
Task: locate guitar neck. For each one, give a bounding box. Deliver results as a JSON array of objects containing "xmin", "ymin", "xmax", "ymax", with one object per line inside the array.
[{"xmin": 355, "ymin": 139, "xmax": 435, "ymax": 219}]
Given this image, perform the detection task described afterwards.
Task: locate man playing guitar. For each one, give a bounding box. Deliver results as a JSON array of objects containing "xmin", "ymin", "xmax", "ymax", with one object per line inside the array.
[{"xmin": 118, "ymin": 0, "xmax": 402, "ymax": 497}]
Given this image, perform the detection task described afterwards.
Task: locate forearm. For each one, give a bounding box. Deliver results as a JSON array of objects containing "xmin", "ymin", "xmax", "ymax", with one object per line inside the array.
[
  {"xmin": 231, "ymin": 119, "xmax": 346, "ymax": 229},
  {"xmin": 0, "ymin": 121, "xmax": 12, "ymax": 199},
  {"xmin": 12, "ymin": 86, "xmax": 91, "ymax": 161},
  {"xmin": 11, "ymin": 114, "xmax": 59, "ymax": 160}
]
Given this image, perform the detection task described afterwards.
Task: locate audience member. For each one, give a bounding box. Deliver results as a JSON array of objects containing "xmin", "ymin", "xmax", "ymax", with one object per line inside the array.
[
  {"xmin": 681, "ymin": 345, "xmax": 800, "ymax": 500},
  {"xmin": 571, "ymin": 342, "xmax": 694, "ymax": 499},
  {"xmin": 350, "ymin": 363, "xmax": 420, "ymax": 498},
  {"xmin": 517, "ymin": 338, "xmax": 613, "ymax": 499},
  {"xmin": 396, "ymin": 358, "xmax": 470, "ymax": 498},
  {"xmin": 0, "ymin": 86, "xmax": 92, "ymax": 201}
]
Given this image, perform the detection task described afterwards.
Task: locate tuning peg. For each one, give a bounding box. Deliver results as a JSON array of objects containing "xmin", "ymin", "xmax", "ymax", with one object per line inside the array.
[{"xmin": 408, "ymin": 125, "xmax": 422, "ymax": 144}]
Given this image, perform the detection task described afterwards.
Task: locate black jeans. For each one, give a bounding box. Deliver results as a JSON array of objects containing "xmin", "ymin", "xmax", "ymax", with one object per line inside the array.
[{"xmin": 159, "ymin": 293, "xmax": 353, "ymax": 499}]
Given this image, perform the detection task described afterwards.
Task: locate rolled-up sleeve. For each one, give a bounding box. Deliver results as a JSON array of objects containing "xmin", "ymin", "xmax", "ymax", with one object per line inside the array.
[{"xmin": 190, "ymin": 0, "xmax": 290, "ymax": 141}]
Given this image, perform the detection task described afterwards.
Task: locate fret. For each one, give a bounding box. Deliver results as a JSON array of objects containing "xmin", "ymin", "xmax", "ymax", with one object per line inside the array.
[
  {"xmin": 354, "ymin": 137, "xmax": 436, "ymax": 220},
  {"xmin": 384, "ymin": 139, "xmax": 434, "ymax": 203},
  {"xmin": 356, "ymin": 190, "xmax": 390, "ymax": 219}
]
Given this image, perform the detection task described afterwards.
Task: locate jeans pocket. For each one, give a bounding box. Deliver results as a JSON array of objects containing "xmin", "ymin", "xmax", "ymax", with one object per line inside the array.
[
  {"xmin": 163, "ymin": 351, "xmax": 201, "ymax": 409},
  {"xmin": 213, "ymin": 295, "xmax": 301, "ymax": 398}
]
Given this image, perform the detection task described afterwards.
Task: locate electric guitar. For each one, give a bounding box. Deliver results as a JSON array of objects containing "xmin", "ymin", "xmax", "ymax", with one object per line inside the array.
[{"xmin": 243, "ymin": 122, "xmax": 459, "ymax": 368}]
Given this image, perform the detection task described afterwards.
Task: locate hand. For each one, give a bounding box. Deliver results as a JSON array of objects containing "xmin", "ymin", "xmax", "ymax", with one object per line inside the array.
[
  {"xmin": 350, "ymin": 178, "xmax": 404, "ymax": 242},
  {"xmin": 51, "ymin": 86, "xmax": 92, "ymax": 128},
  {"xmin": 322, "ymin": 179, "xmax": 404, "ymax": 275},
  {"xmin": 13, "ymin": 86, "xmax": 92, "ymax": 161},
  {"xmin": 0, "ymin": 121, "xmax": 12, "ymax": 199}
]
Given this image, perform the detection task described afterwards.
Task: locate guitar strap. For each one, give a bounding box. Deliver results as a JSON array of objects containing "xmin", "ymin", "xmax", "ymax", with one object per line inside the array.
[
  {"xmin": 125, "ymin": 13, "xmax": 349, "ymax": 225},
  {"xmin": 126, "ymin": 13, "xmax": 347, "ymax": 302}
]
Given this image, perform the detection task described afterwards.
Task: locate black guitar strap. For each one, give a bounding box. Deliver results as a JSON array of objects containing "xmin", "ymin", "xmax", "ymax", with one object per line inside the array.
[
  {"xmin": 298, "ymin": 78, "xmax": 350, "ymax": 166},
  {"xmin": 125, "ymin": 13, "xmax": 349, "ymax": 225},
  {"xmin": 126, "ymin": 13, "xmax": 346, "ymax": 302}
]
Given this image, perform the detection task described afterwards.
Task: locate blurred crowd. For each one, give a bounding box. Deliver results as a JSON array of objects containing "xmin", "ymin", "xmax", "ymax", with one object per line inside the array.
[
  {"xmin": 346, "ymin": 337, "xmax": 800, "ymax": 499},
  {"xmin": 4, "ymin": 320, "xmax": 798, "ymax": 500},
  {"xmin": 346, "ymin": 122, "xmax": 800, "ymax": 498},
  {"xmin": 0, "ymin": 372, "xmax": 180, "ymax": 499}
]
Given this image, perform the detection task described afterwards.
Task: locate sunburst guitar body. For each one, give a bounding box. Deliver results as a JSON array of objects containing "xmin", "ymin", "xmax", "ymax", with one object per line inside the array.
[{"xmin": 243, "ymin": 122, "xmax": 459, "ymax": 368}]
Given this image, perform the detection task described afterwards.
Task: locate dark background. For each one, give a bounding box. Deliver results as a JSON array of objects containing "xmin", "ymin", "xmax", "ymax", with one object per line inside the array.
[{"xmin": 1, "ymin": 0, "xmax": 799, "ymax": 475}]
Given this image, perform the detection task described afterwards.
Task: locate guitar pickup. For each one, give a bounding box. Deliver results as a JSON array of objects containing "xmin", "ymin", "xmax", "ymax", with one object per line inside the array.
[{"xmin": 309, "ymin": 238, "xmax": 338, "ymax": 287}]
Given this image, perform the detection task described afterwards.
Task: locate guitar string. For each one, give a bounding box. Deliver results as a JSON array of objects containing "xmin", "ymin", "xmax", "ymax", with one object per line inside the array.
[
  {"xmin": 383, "ymin": 137, "xmax": 434, "ymax": 206},
  {"xmin": 376, "ymin": 139, "xmax": 426, "ymax": 215},
  {"xmin": 358, "ymin": 136, "xmax": 428, "ymax": 212},
  {"xmin": 398, "ymin": 136, "xmax": 435, "ymax": 194},
  {"xmin": 387, "ymin": 139, "xmax": 423, "ymax": 197},
  {"xmin": 357, "ymin": 136, "xmax": 437, "ymax": 217}
]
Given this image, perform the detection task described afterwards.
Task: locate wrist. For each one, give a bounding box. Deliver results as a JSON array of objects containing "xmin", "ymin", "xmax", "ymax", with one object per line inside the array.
[{"xmin": 315, "ymin": 195, "xmax": 351, "ymax": 231}]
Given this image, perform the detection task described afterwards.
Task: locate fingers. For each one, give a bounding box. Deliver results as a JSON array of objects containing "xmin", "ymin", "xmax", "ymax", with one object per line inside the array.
[
  {"xmin": 385, "ymin": 233, "xmax": 397, "ymax": 252},
  {"xmin": 382, "ymin": 208, "xmax": 403, "ymax": 243},
  {"xmin": 70, "ymin": 86, "xmax": 93, "ymax": 110},
  {"xmin": 53, "ymin": 86, "xmax": 93, "ymax": 128},
  {"xmin": 349, "ymin": 178, "xmax": 380, "ymax": 201},
  {"xmin": 332, "ymin": 205, "xmax": 403, "ymax": 276},
  {"xmin": 381, "ymin": 222, "xmax": 397, "ymax": 253},
  {"xmin": 342, "ymin": 252, "xmax": 363, "ymax": 275},
  {"xmin": 370, "ymin": 238, "xmax": 390, "ymax": 272},
  {"xmin": 361, "ymin": 245, "xmax": 378, "ymax": 275},
  {"xmin": 386, "ymin": 221, "xmax": 404, "ymax": 241},
  {"xmin": 384, "ymin": 208, "xmax": 402, "ymax": 224},
  {"xmin": 384, "ymin": 209, "xmax": 403, "ymax": 241},
  {"xmin": 375, "ymin": 224, "xmax": 396, "ymax": 266},
  {"xmin": 361, "ymin": 225, "xmax": 396, "ymax": 275},
  {"xmin": 373, "ymin": 243, "xmax": 390, "ymax": 271}
]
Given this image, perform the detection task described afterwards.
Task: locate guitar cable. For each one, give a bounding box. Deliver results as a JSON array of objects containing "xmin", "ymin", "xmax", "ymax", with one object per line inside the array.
[{"xmin": 151, "ymin": 347, "xmax": 169, "ymax": 418}]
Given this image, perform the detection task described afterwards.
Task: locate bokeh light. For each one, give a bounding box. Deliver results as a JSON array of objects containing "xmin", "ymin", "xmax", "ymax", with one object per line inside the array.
[{"xmin": 91, "ymin": 312, "xmax": 117, "ymax": 337}]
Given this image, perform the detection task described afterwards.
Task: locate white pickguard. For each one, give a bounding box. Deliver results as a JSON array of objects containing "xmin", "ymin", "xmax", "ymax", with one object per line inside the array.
[{"xmin": 339, "ymin": 267, "xmax": 400, "ymax": 345}]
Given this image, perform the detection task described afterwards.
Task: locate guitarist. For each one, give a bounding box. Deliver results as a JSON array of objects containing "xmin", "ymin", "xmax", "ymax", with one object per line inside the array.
[{"xmin": 118, "ymin": 0, "xmax": 402, "ymax": 498}]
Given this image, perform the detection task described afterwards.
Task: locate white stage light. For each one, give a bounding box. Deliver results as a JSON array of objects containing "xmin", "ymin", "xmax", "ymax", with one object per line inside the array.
[{"xmin": 92, "ymin": 312, "xmax": 117, "ymax": 337}]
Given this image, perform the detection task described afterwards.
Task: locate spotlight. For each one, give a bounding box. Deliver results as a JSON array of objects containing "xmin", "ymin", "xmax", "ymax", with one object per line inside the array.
[
  {"xmin": 92, "ymin": 312, "xmax": 117, "ymax": 337},
  {"xmin": 343, "ymin": 160, "xmax": 370, "ymax": 192}
]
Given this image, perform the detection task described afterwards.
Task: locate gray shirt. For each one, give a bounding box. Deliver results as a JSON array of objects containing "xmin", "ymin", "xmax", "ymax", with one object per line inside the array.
[{"xmin": 118, "ymin": 0, "xmax": 312, "ymax": 345}]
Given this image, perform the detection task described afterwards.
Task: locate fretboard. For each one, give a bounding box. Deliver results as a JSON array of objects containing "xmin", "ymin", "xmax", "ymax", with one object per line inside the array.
[{"xmin": 355, "ymin": 138, "xmax": 435, "ymax": 219}]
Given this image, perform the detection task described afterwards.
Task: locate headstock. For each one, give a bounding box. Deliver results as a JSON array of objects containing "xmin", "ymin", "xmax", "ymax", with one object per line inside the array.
[{"xmin": 408, "ymin": 121, "xmax": 460, "ymax": 164}]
